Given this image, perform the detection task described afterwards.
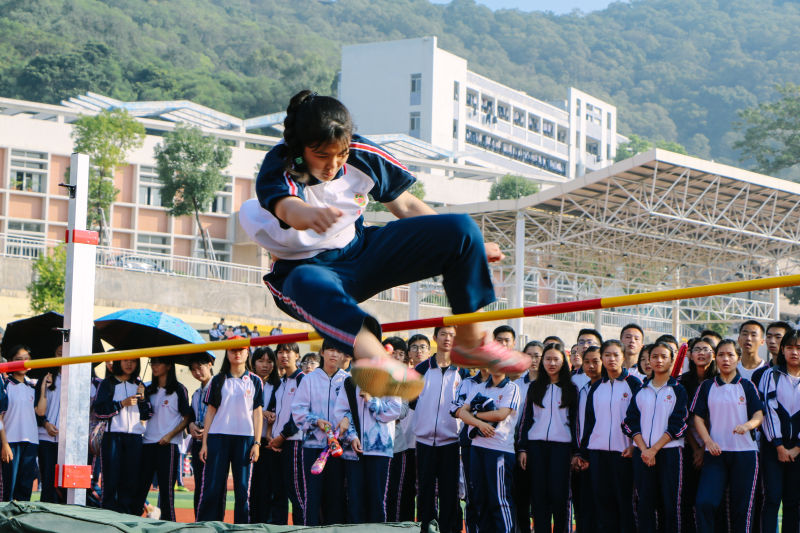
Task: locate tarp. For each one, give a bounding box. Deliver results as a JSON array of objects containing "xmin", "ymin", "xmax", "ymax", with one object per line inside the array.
[{"xmin": 0, "ymin": 502, "xmax": 438, "ymax": 532}]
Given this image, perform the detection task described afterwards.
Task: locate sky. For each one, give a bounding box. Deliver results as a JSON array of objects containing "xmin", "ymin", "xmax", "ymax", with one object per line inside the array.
[{"xmin": 430, "ymin": 0, "xmax": 618, "ymax": 15}]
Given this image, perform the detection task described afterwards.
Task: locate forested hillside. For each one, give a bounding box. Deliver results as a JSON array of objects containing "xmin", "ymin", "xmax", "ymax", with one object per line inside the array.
[{"xmin": 2, "ymin": 0, "xmax": 800, "ymax": 166}]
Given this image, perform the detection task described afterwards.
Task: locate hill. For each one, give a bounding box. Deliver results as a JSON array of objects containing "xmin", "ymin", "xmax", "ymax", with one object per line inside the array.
[{"xmin": 2, "ymin": 0, "xmax": 800, "ymax": 167}]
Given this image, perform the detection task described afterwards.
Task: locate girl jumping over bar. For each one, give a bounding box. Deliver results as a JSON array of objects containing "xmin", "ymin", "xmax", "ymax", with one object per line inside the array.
[{"xmin": 240, "ymin": 90, "xmax": 527, "ymax": 399}]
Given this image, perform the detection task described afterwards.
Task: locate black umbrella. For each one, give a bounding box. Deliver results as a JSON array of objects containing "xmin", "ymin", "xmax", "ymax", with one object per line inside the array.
[{"xmin": 1, "ymin": 311, "xmax": 105, "ymax": 379}]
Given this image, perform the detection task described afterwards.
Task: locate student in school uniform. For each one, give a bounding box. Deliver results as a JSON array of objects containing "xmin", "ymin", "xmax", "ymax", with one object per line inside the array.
[
  {"xmin": 291, "ymin": 339, "xmax": 349, "ymax": 526},
  {"xmin": 517, "ymin": 343, "xmax": 578, "ymax": 533},
  {"xmin": 1, "ymin": 345, "xmax": 37, "ymax": 502},
  {"xmin": 453, "ymin": 365, "xmax": 488, "ymax": 533},
  {"xmin": 137, "ymin": 357, "xmax": 193, "ymax": 522},
  {"xmin": 570, "ymin": 346, "xmax": 602, "ymax": 533},
  {"xmin": 187, "ymin": 354, "xmax": 216, "ymax": 519},
  {"xmin": 512, "ymin": 339, "xmax": 542, "ymax": 532},
  {"xmin": 677, "ymin": 336, "xmax": 719, "ymax": 533},
  {"xmin": 267, "ymin": 342, "xmax": 304, "ymax": 526},
  {"xmin": 751, "ymin": 320, "xmax": 793, "ymax": 388},
  {"xmin": 737, "ymin": 320, "xmax": 767, "ymax": 381},
  {"xmin": 758, "ymin": 328, "xmax": 800, "ymax": 533},
  {"xmin": 691, "ymin": 339, "xmax": 764, "ymax": 533},
  {"xmin": 197, "ymin": 342, "xmax": 263, "ymax": 524},
  {"xmin": 579, "ymin": 340, "xmax": 641, "ymax": 533},
  {"xmin": 456, "ymin": 368, "xmax": 521, "ymax": 533},
  {"xmin": 622, "ymin": 342, "xmax": 689, "ymax": 533},
  {"xmin": 93, "ymin": 357, "xmax": 152, "ymax": 514},
  {"xmin": 620, "ymin": 324, "xmax": 645, "ymax": 381},
  {"xmin": 335, "ymin": 375, "xmax": 402, "ymax": 523},
  {"xmin": 413, "ymin": 326, "xmax": 464, "ymax": 533},
  {"xmin": 249, "ymin": 347, "xmax": 281, "ymax": 524},
  {"xmin": 34, "ymin": 344, "xmax": 64, "ymax": 504}
]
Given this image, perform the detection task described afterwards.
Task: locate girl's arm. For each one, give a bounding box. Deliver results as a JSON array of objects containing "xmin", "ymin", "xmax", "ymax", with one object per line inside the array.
[
  {"xmin": 274, "ymin": 196, "xmax": 342, "ymax": 233},
  {"xmin": 250, "ymin": 407, "xmax": 263, "ymax": 462},
  {"xmin": 384, "ymin": 191, "xmax": 437, "ymax": 218},
  {"xmin": 199, "ymin": 405, "xmax": 217, "ymax": 463},
  {"xmin": 35, "ymin": 375, "xmax": 50, "ymax": 417},
  {"xmin": 455, "ymin": 405, "xmax": 495, "ymax": 437},
  {"xmin": 694, "ymin": 415, "xmax": 720, "ymax": 456},
  {"xmin": 473, "ymin": 407, "xmax": 513, "ymax": 423},
  {"xmin": 160, "ymin": 414, "xmax": 191, "ymax": 446}
]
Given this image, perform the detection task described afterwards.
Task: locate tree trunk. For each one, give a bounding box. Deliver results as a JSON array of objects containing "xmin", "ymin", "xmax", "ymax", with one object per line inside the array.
[{"xmin": 192, "ymin": 197, "xmax": 211, "ymax": 262}]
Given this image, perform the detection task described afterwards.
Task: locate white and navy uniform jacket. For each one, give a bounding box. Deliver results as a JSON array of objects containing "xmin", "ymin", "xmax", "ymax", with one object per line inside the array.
[
  {"xmin": 412, "ymin": 356, "xmax": 463, "ymax": 447},
  {"xmin": 271, "ymin": 369, "xmax": 305, "ymax": 441},
  {"xmin": 260, "ymin": 380, "xmax": 277, "ymax": 440},
  {"xmin": 34, "ymin": 374, "xmax": 60, "ymax": 443},
  {"xmin": 452, "ymin": 372, "xmax": 485, "ymax": 446},
  {"xmin": 392, "ymin": 401, "xmax": 415, "ymax": 454},
  {"xmin": 93, "ymin": 376, "xmax": 152, "ymax": 435},
  {"xmin": 572, "ymin": 373, "xmax": 592, "ymax": 446},
  {"xmin": 334, "ymin": 385, "xmax": 402, "ymax": 458},
  {"xmin": 690, "ymin": 373, "xmax": 763, "ymax": 452},
  {"xmin": 580, "ymin": 370, "xmax": 642, "ymax": 454},
  {"xmin": 628, "ymin": 366, "xmax": 647, "ymax": 382},
  {"xmin": 142, "ymin": 383, "xmax": 193, "ymax": 445},
  {"xmin": 758, "ymin": 366, "xmax": 800, "ymax": 449},
  {"xmin": 737, "ymin": 360, "xmax": 766, "ymax": 382},
  {"xmin": 622, "ymin": 377, "xmax": 688, "ymax": 448},
  {"xmin": 5, "ymin": 376, "xmax": 37, "ymax": 444},
  {"xmin": 517, "ymin": 383, "xmax": 577, "ymax": 450},
  {"xmin": 459, "ymin": 377, "xmax": 521, "ymax": 454},
  {"xmin": 204, "ymin": 372, "xmax": 263, "ymax": 437},
  {"xmin": 514, "ymin": 373, "xmax": 534, "ymax": 403},
  {"xmin": 241, "ymin": 133, "xmax": 416, "ymax": 261},
  {"xmin": 190, "ymin": 381, "xmax": 211, "ymax": 434},
  {"xmin": 291, "ymin": 367, "xmax": 348, "ymax": 449}
]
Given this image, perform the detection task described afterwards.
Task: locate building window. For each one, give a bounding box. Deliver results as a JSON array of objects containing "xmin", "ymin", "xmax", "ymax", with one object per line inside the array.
[
  {"xmin": 409, "ymin": 112, "xmax": 421, "ymax": 138},
  {"xmin": 10, "ymin": 149, "xmax": 47, "ymax": 193},
  {"xmin": 513, "ymin": 108, "xmax": 525, "ymax": 127},
  {"xmin": 136, "ymin": 233, "xmax": 171, "ymax": 255},
  {"xmin": 210, "ymin": 195, "xmax": 231, "ymax": 214},
  {"xmin": 542, "ymin": 120, "xmax": 555, "ymax": 138},
  {"xmin": 557, "ymin": 126, "xmax": 568, "ymax": 144},
  {"xmin": 497, "ymin": 102, "xmax": 510, "ymax": 122},
  {"xmin": 410, "ymin": 74, "xmax": 422, "ymax": 105},
  {"xmin": 528, "ymin": 114, "xmax": 541, "ymax": 133},
  {"xmin": 453, "ymin": 81, "xmax": 460, "ymax": 101},
  {"xmin": 138, "ymin": 166, "xmax": 163, "ymax": 207},
  {"xmin": 8, "ymin": 220, "xmax": 45, "ymax": 234},
  {"xmin": 466, "ymin": 90, "xmax": 478, "ymax": 111},
  {"xmin": 607, "ymin": 112, "xmax": 613, "ymax": 130},
  {"xmin": 453, "ymin": 119, "xmax": 459, "ymax": 139}
]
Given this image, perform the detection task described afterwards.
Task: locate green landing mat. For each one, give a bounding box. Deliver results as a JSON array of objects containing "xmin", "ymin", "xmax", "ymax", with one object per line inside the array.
[{"xmin": 0, "ymin": 502, "xmax": 436, "ymax": 532}]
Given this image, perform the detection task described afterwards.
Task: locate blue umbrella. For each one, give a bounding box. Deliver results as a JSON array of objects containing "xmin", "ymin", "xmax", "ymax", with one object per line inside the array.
[{"xmin": 94, "ymin": 309, "xmax": 215, "ymax": 365}]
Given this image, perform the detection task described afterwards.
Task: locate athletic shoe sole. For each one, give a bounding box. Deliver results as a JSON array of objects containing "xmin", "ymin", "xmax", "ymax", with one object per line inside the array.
[{"xmin": 351, "ymin": 362, "xmax": 424, "ymax": 400}]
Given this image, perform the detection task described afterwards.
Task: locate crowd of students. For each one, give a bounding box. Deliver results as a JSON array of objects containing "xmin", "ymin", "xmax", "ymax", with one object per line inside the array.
[{"xmin": 1, "ymin": 319, "xmax": 800, "ymax": 533}]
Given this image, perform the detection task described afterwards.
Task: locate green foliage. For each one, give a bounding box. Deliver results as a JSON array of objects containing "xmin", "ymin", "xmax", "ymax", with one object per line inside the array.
[
  {"xmin": 785, "ymin": 286, "xmax": 800, "ymax": 306},
  {"xmin": 734, "ymin": 83, "xmax": 800, "ymax": 178},
  {"xmin": 155, "ymin": 124, "xmax": 232, "ymax": 259},
  {"xmin": 367, "ymin": 179, "xmax": 426, "ymax": 212},
  {"xmin": 489, "ymin": 174, "xmax": 539, "ymax": 200},
  {"xmin": 72, "ymin": 109, "xmax": 145, "ymax": 238},
  {"xmin": 27, "ymin": 245, "xmax": 66, "ymax": 314},
  {"xmin": 615, "ymin": 134, "xmax": 688, "ymax": 162}
]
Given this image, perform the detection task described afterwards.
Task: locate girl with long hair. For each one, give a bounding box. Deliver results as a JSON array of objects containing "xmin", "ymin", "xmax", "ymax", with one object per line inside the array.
[
  {"xmin": 34, "ymin": 344, "xmax": 64, "ymax": 503},
  {"xmin": 1, "ymin": 345, "xmax": 38, "ymax": 502},
  {"xmin": 249, "ymin": 347, "xmax": 281, "ymax": 523}
]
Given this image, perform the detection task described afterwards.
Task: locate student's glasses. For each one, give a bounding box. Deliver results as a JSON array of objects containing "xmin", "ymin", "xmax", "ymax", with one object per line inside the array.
[{"xmin": 409, "ymin": 344, "xmax": 429, "ymax": 352}]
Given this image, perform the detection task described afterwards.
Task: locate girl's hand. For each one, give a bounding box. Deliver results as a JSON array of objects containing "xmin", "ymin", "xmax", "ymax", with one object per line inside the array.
[
  {"xmin": 789, "ymin": 447, "xmax": 800, "ymax": 461},
  {"xmin": 265, "ymin": 412, "xmax": 276, "ymax": 424},
  {"xmin": 1, "ymin": 443, "xmax": 12, "ymax": 463},
  {"xmin": 137, "ymin": 383, "xmax": 145, "ymax": 397},
  {"xmin": 705, "ymin": 440, "xmax": 722, "ymax": 456},
  {"xmin": 360, "ymin": 391, "xmax": 372, "ymax": 402},
  {"xmin": 641, "ymin": 448, "xmax": 657, "ymax": 466},
  {"xmin": 484, "ymin": 242, "xmax": 504, "ymax": 263},
  {"xmin": 250, "ymin": 443, "xmax": 260, "ymax": 463},
  {"xmin": 44, "ymin": 422, "xmax": 58, "ymax": 438},
  {"xmin": 158, "ymin": 436, "xmax": 170, "ymax": 446},
  {"xmin": 337, "ymin": 418, "xmax": 350, "ymax": 435},
  {"xmin": 199, "ymin": 444, "xmax": 208, "ymax": 463},
  {"xmin": 269, "ymin": 434, "xmax": 285, "ymax": 453},
  {"xmin": 517, "ymin": 451, "xmax": 527, "ymax": 470},
  {"xmin": 733, "ymin": 424, "xmax": 750, "ymax": 435},
  {"xmin": 777, "ymin": 445, "xmax": 794, "ymax": 463},
  {"xmin": 121, "ymin": 395, "xmax": 138, "ymax": 407},
  {"xmin": 571, "ymin": 456, "xmax": 588, "ymax": 471},
  {"xmin": 189, "ymin": 423, "xmax": 203, "ymax": 440},
  {"xmin": 42, "ymin": 373, "xmax": 53, "ymax": 388},
  {"xmin": 477, "ymin": 421, "xmax": 495, "ymax": 438},
  {"xmin": 621, "ymin": 446, "xmax": 634, "ymax": 458},
  {"xmin": 693, "ymin": 447, "xmax": 704, "ymax": 469},
  {"xmin": 351, "ymin": 437, "xmax": 363, "ymax": 454},
  {"xmin": 305, "ymin": 206, "xmax": 342, "ymax": 234},
  {"xmin": 316, "ymin": 419, "xmax": 331, "ymax": 432}
]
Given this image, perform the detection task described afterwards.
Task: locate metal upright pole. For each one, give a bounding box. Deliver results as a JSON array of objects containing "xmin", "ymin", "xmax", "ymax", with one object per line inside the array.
[
  {"xmin": 57, "ymin": 153, "xmax": 97, "ymax": 504},
  {"xmin": 408, "ymin": 282, "xmax": 420, "ymax": 336},
  {"xmin": 774, "ymin": 264, "xmax": 781, "ymax": 321},
  {"xmin": 511, "ymin": 212, "xmax": 525, "ymax": 343}
]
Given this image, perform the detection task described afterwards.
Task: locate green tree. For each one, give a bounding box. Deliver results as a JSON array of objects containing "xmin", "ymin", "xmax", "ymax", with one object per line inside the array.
[
  {"xmin": 155, "ymin": 125, "xmax": 232, "ymax": 262},
  {"xmin": 72, "ymin": 108, "xmax": 145, "ymax": 244},
  {"xmin": 734, "ymin": 83, "xmax": 800, "ymax": 177},
  {"xmin": 489, "ymin": 175, "xmax": 539, "ymax": 200},
  {"xmin": 367, "ymin": 180, "xmax": 426, "ymax": 212},
  {"xmin": 784, "ymin": 286, "xmax": 800, "ymax": 306},
  {"xmin": 615, "ymin": 134, "xmax": 689, "ymax": 162},
  {"xmin": 27, "ymin": 245, "xmax": 66, "ymax": 314}
]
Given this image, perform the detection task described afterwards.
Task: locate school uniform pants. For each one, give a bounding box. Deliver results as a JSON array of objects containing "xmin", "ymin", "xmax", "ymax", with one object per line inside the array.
[
  {"xmin": 262, "ymin": 445, "xmax": 289, "ymax": 524},
  {"xmin": 281, "ymin": 440, "xmax": 304, "ymax": 526},
  {"xmin": 100, "ymin": 432, "xmax": 142, "ymax": 514},
  {"xmin": 249, "ymin": 440, "xmax": 271, "ymax": 524},
  {"xmin": 681, "ymin": 446, "xmax": 702, "ymax": 533},
  {"xmin": 38, "ymin": 440, "xmax": 63, "ymax": 503},
  {"xmin": 301, "ymin": 446, "xmax": 345, "ymax": 525},
  {"xmin": 514, "ymin": 458, "xmax": 532, "ymax": 533},
  {"xmin": 344, "ymin": 454, "xmax": 392, "ymax": 523},
  {"xmin": 2, "ymin": 441, "xmax": 37, "ymax": 502},
  {"xmin": 572, "ymin": 467, "xmax": 595, "ymax": 533},
  {"xmin": 527, "ymin": 440, "xmax": 572, "ymax": 533},
  {"xmin": 190, "ymin": 438, "xmax": 222, "ymax": 520},
  {"xmin": 417, "ymin": 442, "xmax": 461, "ymax": 533},
  {"xmin": 461, "ymin": 443, "xmax": 481, "ymax": 533},
  {"xmin": 587, "ymin": 449, "xmax": 635, "ymax": 533},
  {"xmin": 633, "ymin": 446, "xmax": 683, "ymax": 533},
  {"xmin": 386, "ymin": 448, "xmax": 416, "ymax": 522},
  {"xmin": 137, "ymin": 442, "xmax": 179, "ymax": 521},
  {"xmin": 761, "ymin": 443, "xmax": 800, "ymax": 533},
  {"xmin": 468, "ymin": 446, "xmax": 515, "ymax": 533},
  {"xmin": 196, "ymin": 434, "xmax": 254, "ymax": 524},
  {"xmin": 266, "ymin": 214, "xmax": 496, "ymax": 354},
  {"xmin": 695, "ymin": 450, "xmax": 759, "ymax": 533}
]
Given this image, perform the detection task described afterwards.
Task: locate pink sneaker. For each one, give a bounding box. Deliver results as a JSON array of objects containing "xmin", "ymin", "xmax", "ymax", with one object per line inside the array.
[
  {"xmin": 452, "ymin": 334, "xmax": 529, "ymax": 374},
  {"xmin": 351, "ymin": 357, "xmax": 424, "ymax": 400}
]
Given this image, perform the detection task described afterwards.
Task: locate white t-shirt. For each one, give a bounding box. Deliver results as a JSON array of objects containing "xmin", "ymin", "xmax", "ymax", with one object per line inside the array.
[
  {"xmin": 6, "ymin": 377, "xmax": 39, "ymax": 444},
  {"xmin": 142, "ymin": 384, "xmax": 192, "ymax": 445}
]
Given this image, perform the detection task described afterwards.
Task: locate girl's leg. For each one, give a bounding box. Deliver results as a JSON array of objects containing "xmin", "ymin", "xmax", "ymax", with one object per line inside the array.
[
  {"xmin": 728, "ymin": 451, "xmax": 758, "ymax": 533},
  {"xmin": 589, "ymin": 450, "xmax": 618, "ymax": 533},
  {"xmin": 695, "ymin": 453, "xmax": 727, "ymax": 533},
  {"xmin": 14, "ymin": 443, "xmax": 37, "ymax": 501},
  {"xmin": 301, "ymin": 446, "xmax": 323, "ymax": 525},
  {"xmin": 100, "ymin": 435, "xmax": 121, "ymax": 511},
  {"xmin": 782, "ymin": 457, "xmax": 800, "ymax": 531},
  {"xmin": 249, "ymin": 443, "xmax": 269, "ymax": 523},
  {"xmin": 137, "ymin": 443, "xmax": 159, "ymax": 516},
  {"xmin": 549, "ymin": 442, "xmax": 572, "ymax": 533},
  {"xmin": 321, "ymin": 456, "xmax": 345, "ymax": 524},
  {"xmin": 400, "ymin": 448, "xmax": 417, "ymax": 522},
  {"xmin": 760, "ymin": 445, "xmax": 781, "ymax": 533},
  {"xmin": 229, "ymin": 435, "xmax": 254, "ymax": 524},
  {"xmin": 364, "ymin": 455, "xmax": 391, "ymax": 523},
  {"xmin": 657, "ymin": 447, "xmax": 683, "ymax": 533},
  {"xmin": 612, "ymin": 453, "xmax": 635, "ymax": 533},
  {"xmin": 416, "ymin": 443, "xmax": 437, "ymax": 529},
  {"xmin": 385, "ymin": 452, "xmax": 402, "ymax": 522},
  {"xmin": 190, "ymin": 439, "xmax": 204, "ymax": 519},
  {"xmin": 529, "ymin": 441, "xmax": 549, "ymax": 533},
  {"xmin": 282, "ymin": 441, "xmax": 305, "ymax": 526},
  {"xmin": 344, "ymin": 459, "xmax": 365, "ymax": 524},
  {"xmin": 37, "ymin": 441, "xmax": 58, "ymax": 503},
  {"xmin": 633, "ymin": 448, "xmax": 658, "ymax": 533},
  {"xmin": 119, "ymin": 435, "xmax": 143, "ymax": 515},
  {"xmin": 155, "ymin": 444, "xmax": 178, "ymax": 521},
  {"xmin": 196, "ymin": 435, "xmax": 229, "ymax": 522},
  {"xmin": 267, "ymin": 447, "xmax": 288, "ymax": 524}
]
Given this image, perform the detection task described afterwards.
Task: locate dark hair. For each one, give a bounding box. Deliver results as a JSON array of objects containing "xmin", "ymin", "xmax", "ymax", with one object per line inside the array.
[
  {"xmin": 408, "ymin": 334, "xmax": 430, "ymax": 348},
  {"xmin": 715, "ymin": 339, "xmax": 742, "ymax": 360},
  {"xmin": 220, "ymin": 347, "xmax": 253, "ymax": 376},
  {"xmin": 188, "ymin": 353, "xmax": 214, "ymax": 366},
  {"xmin": 530, "ymin": 343, "xmax": 577, "ymax": 409},
  {"xmin": 648, "ymin": 341, "xmax": 675, "ymax": 360},
  {"xmin": 383, "ymin": 336, "xmax": 408, "ymax": 353},
  {"xmin": 301, "ymin": 352, "xmax": 321, "ymax": 365},
  {"xmin": 523, "ymin": 340, "xmax": 544, "ymax": 353},
  {"xmin": 739, "ymin": 320, "xmax": 765, "ymax": 336},
  {"xmin": 620, "ymin": 323, "xmax": 644, "ymax": 338},
  {"xmin": 283, "ymin": 90, "xmax": 354, "ymax": 183},
  {"xmin": 434, "ymin": 326, "xmax": 456, "ymax": 338},
  {"xmin": 655, "ymin": 334, "xmax": 678, "ymax": 347},
  {"xmin": 681, "ymin": 337, "xmax": 719, "ymax": 391},
  {"xmin": 577, "ymin": 329, "xmax": 603, "ymax": 345},
  {"xmin": 252, "ymin": 347, "xmax": 280, "ymax": 387},
  {"xmin": 493, "ymin": 325, "xmax": 516, "ymax": 340},
  {"xmin": 582, "ymin": 345, "xmax": 601, "ymax": 359},
  {"xmin": 599, "ymin": 339, "xmax": 624, "ymax": 378},
  {"xmin": 767, "ymin": 321, "xmax": 793, "ymax": 337},
  {"xmin": 700, "ymin": 329, "xmax": 722, "ymax": 342},
  {"xmin": 111, "ymin": 358, "xmax": 141, "ymax": 383},
  {"xmin": 777, "ymin": 328, "xmax": 800, "ymax": 368},
  {"xmin": 637, "ymin": 344, "xmax": 653, "ymax": 375},
  {"xmin": 321, "ymin": 338, "xmax": 342, "ymax": 352},
  {"xmin": 145, "ymin": 358, "xmax": 181, "ymax": 396},
  {"xmin": 6, "ymin": 344, "xmax": 31, "ymax": 361},
  {"xmin": 276, "ymin": 342, "xmax": 300, "ymax": 355},
  {"xmin": 543, "ymin": 335, "xmax": 565, "ymax": 346}
]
